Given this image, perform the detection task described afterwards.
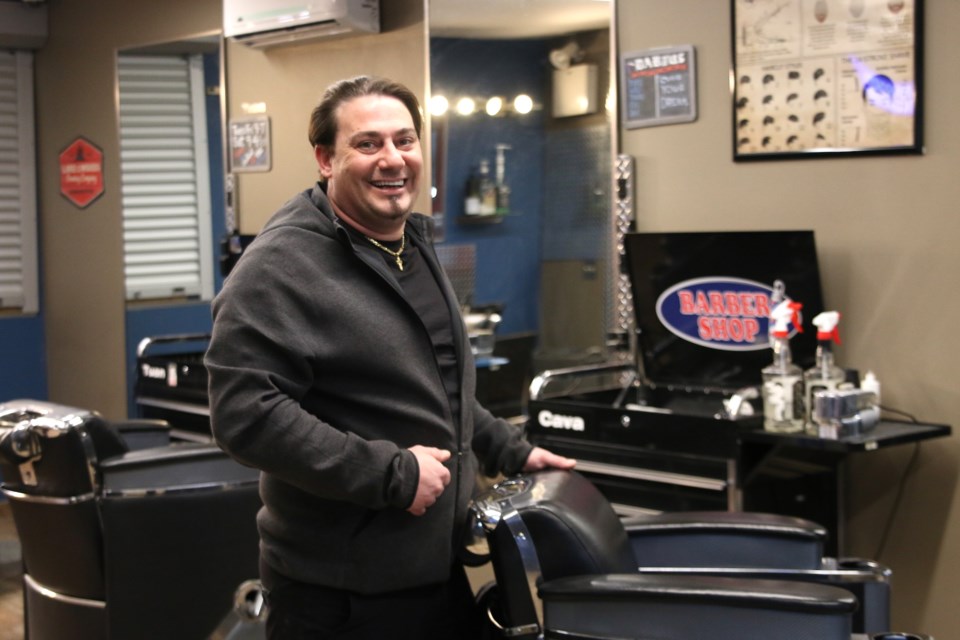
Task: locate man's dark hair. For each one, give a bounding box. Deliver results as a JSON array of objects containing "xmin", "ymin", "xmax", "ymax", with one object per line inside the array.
[{"xmin": 308, "ymin": 75, "xmax": 423, "ymax": 151}]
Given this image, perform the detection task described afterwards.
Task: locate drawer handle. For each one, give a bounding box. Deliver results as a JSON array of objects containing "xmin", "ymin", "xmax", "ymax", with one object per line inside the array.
[{"xmin": 575, "ymin": 459, "xmax": 727, "ymax": 492}]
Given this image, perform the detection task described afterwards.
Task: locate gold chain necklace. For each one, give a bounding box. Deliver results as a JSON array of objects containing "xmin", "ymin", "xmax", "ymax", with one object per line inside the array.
[{"xmin": 365, "ymin": 233, "xmax": 406, "ymax": 271}]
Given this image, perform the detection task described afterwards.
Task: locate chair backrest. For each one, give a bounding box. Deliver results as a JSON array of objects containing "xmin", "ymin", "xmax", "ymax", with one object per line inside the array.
[
  {"xmin": 509, "ymin": 469, "xmax": 636, "ymax": 579},
  {"xmin": 0, "ymin": 400, "xmax": 129, "ymax": 600},
  {"xmin": 0, "ymin": 399, "xmax": 128, "ymax": 497},
  {"xmin": 624, "ymin": 510, "xmax": 827, "ymax": 570},
  {"xmin": 471, "ymin": 469, "xmax": 635, "ymax": 638}
]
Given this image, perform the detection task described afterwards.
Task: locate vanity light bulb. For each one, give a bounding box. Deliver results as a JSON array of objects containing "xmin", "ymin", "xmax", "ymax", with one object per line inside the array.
[
  {"xmin": 513, "ymin": 94, "xmax": 533, "ymax": 115},
  {"xmin": 455, "ymin": 97, "xmax": 477, "ymax": 116},
  {"xmin": 429, "ymin": 95, "xmax": 449, "ymax": 117},
  {"xmin": 485, "ymin": 96, "xmax": 503, "ymax": 116}
]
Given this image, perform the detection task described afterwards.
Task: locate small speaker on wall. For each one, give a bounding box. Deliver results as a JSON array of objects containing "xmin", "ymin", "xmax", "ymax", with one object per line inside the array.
[{"xmin": 552, "ymin": 64, "xmax": 598, "ymax": 118}]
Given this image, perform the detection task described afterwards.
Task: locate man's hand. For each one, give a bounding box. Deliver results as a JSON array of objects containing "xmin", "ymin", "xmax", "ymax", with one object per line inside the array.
[
  {"xmin": 522, "ymin": 446, "xmax": 577, "ymax": 472},
  {"xmin": 407, "ymin": 445, "xmax": 452, "ymax": 516}
]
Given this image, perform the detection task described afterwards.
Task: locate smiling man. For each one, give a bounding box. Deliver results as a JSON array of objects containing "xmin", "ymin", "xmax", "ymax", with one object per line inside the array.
[{"xmin": 205, "ymin": 76, "xmax": 574, "ymax": 639}]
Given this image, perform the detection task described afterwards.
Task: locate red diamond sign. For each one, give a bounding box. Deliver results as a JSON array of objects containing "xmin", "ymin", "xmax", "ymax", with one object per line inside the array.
[{"xmin": 60, "ymin": 137, "xmax": 104, "ymax": 209}]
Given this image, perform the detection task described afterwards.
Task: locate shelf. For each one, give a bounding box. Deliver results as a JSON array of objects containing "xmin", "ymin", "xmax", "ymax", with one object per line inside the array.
[{"xmin": 457, "ymin": 214, "xmax": 506, "ymax": 225}]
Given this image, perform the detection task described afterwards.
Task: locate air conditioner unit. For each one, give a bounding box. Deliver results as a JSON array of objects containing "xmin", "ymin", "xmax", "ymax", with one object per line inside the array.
[{"xmin": 224, "ymin": 0, "xmax": 379, "ymax": 49}]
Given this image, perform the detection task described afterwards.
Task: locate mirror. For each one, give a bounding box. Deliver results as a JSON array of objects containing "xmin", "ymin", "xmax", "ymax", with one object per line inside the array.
[
  {"xmin": 428, "ymin": 0, "xmax": 616, "ymax": 372},
  {"xmin": 116, "ymin": 32, "xmax": 227, "ymax": 425}
]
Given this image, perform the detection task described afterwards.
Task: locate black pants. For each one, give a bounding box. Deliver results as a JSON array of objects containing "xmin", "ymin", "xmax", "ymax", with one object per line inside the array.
[{"xmin": 263, "ymin": 563, "xmax": 483, "ymax": 640}]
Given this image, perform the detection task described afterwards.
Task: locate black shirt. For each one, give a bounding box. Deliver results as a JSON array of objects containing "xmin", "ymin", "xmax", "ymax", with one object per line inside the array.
[{"xmin": 347, "ymin": 227, "xmax": 462, "ymax": 428}]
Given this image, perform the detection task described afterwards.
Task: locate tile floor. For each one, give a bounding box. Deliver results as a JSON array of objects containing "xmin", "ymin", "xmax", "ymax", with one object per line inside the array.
[{"xmin": 0, "ymin": 502, "xmax": 23, "ymax": 640}]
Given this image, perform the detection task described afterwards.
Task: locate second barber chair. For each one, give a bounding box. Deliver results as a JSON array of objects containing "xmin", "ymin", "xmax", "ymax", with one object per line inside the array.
[
  {"xmin": 467, "ymin": 469, "xmax": 922, "ymax": 640},
  {"xmin": 0, "ymin": 399, "xmax": 262, "ymax": 640}
]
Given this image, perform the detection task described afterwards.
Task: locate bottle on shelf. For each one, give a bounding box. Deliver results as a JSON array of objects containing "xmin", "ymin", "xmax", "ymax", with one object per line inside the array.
[
  {"xmin": 804, "ymin": 311, "xmax": 845, "ymax": 434},
  {"xmin": 861, "ymin": 370, "xmax": 881, "ymax": 405},
  {"xmin": 494, "ymin": 143, "xmax": 512, "ymax": 216},
  {"xmin": 478, "ymin": 158, "xmax": 497, "ymax": 215},
  {"xmin": 464, "ymin": 164, "xmax": 482, "ymax": 215},
  {"xmin": 761, "ymin": 298, "xmax": 805, "ymax": 433}
]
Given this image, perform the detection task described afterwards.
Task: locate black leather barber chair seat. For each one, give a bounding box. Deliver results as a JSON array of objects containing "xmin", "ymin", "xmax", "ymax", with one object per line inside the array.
[
  {"xmin": 468, "ymin": 469, "xmax": 921, "ymax": 640},
  {"xmin": 0, "ymin": 399, "xmax": 261, "ymax": 640}
]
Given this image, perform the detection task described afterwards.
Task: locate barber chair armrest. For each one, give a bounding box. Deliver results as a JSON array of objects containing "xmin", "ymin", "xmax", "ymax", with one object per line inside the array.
[
  {"xmin": 539, "ymin": 574, "xmax": 857, "ymax": 640},
  {"xmin": 623, "ymin": 510, "xmax": 827, "ymax": 570},
  {"xmin": 99, "ymin": 442, "xmax": 258, "ymax": 495},
  {"xmin": 112, "ymin": 419, "xmax": 171, "ymax": 450}
]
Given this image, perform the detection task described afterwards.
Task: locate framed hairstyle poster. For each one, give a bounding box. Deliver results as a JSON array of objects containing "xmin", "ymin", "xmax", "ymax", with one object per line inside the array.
[{"xmin": 731, "ymin": 0, "xmax": 923, "ymax": 161}]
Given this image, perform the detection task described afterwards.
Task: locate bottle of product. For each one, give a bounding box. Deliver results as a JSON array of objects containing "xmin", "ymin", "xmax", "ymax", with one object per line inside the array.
[
  {"xmin": 494, "ymin": 143, "xmax": 512, "ymax": 216},
  {"xmin": 464, "ymin": 165, "xmax": 482, "ymax": 215},
  {"xmin": 861, "ymin": 370, "xmax": 881, "ymax": 406},
  {"xmin": 478, "ymin": 159, "xmax": 497, "ymax": 215},
  {"xmin": 495, "ymin": 181, "xmax": 511, "ymax": 216},
  {"xmin": 761, "ymin": 299, "xmax": 805, "ymax": 433},
  {"xmin": 804, "ymin": 311, "xmax": 845, "ymax": 433}
]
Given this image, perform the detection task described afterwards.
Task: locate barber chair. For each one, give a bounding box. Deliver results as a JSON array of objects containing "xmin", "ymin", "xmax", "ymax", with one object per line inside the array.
[
  {"xmin": 0, "ymin": 399, "xmax": 261, "ymax": 640},
  {"xmin": 468, "ymin": 469, "xmax": 927, "ymax": 640}
]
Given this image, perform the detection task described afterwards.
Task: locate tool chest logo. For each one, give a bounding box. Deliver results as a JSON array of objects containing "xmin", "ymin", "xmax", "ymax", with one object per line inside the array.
[
  {"xmin": 537, "ymin": 410, "xmax": 586, "ymax": 432},
  {"xmin": 656, "ymin": 277, "xmax": 780, "ymax": 351}
]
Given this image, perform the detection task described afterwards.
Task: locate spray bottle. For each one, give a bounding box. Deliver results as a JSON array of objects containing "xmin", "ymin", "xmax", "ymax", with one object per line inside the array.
[
  {"xmin": 804, "ymin": 311, "xmax": 845, "ymax": 434},
  {"xmin": 761, "ymin": 298, "xmax": 805, "ymax": 433}
]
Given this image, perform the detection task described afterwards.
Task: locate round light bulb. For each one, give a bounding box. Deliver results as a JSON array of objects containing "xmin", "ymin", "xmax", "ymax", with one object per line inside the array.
[
  {"xmin": 455, "ymin": 97, "xmax": 476, "ymax": 116},
  {"xmin": 513, "ymin": 94, "xmax": 533, "ymax": 114},
  {"xmin": 429, "ymin": 95, "xmax": 449, "ymax": 117},
  {"xmin": 485, "ymin": 96, "xmax": 503, "ymax": 116}
]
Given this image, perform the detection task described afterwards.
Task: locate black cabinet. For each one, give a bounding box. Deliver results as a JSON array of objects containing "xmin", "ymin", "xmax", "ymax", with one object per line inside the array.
[{"xmin": 527, "ymin": 390, "xmax": 950, "ymax": 556}]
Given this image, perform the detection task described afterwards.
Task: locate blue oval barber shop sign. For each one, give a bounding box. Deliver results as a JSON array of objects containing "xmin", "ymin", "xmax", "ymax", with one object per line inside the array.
[{"xmin": 656, "ymin": 277, "xmax": 782, "ymax": 351}]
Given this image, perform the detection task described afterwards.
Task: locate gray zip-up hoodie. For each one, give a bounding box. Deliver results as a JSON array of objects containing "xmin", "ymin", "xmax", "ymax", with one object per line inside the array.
[{"xmin": 205, "ymin": 183, "xmax": 532, "ymax": 594}]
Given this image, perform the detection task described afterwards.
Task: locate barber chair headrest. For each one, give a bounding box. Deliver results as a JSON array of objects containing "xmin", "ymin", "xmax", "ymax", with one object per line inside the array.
[
  {"xmin": 0, "ymin": 399, "xmax": 129, "ymax": 496},
  {"xmin": 473, "ymin": 469, "xmax": 636, "ymax": 579}
]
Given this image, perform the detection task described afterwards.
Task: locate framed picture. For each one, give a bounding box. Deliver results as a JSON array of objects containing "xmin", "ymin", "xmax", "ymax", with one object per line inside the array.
[
  {"xmin": 731, "ymin": 0, "xmax": 923, "ymax": 161},
  {"xmin": 621, "ymin": 44, "xmax": 698, "ymax": 130},
  {"xmin": 229, "ymin": 115, "xmax": 271, "ymax": 172}
]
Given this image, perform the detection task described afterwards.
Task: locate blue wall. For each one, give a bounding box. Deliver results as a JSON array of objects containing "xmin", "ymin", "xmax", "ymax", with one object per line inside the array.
[
  {"xmin": 0, "ymin": 314, "xmax": 48, "ymax": 402},
  {"xmin": 431, "ymin": 38, "xmax": 550, "ymax": 336}
]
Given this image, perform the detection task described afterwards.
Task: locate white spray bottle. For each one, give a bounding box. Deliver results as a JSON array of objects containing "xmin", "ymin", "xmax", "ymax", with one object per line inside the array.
[
  {"xmin": 762, "ymin": 298, "xmax": 805, "ymax": 433},
  {"xmin": 804, "ymin": 311, "xmax": 845, "ymax": 433}
]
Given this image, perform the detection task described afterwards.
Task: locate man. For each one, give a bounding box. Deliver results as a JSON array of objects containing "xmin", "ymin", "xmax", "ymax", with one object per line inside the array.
[{"xmin": 205, "ymin": 75, "xmax": 575, "ymax": 639}]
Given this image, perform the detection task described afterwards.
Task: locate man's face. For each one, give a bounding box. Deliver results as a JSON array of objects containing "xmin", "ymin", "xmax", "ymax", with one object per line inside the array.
[{"xmin": 316, "ymin": 94, "xmax": 422, "ymax": 236}]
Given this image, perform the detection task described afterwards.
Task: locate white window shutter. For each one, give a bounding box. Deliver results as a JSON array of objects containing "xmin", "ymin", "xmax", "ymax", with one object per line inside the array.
[
  {"xmin": 0, "ymin": 51, "xmax": 39, "ymax": 314},
  {"xmin": 118, "ymin": 54, "xmax": 213, "ymax": 301}
]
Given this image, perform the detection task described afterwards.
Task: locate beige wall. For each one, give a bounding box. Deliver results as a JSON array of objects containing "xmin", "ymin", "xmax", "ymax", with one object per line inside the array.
[
  {"xmin": 617, "ymin": 2, "xmax": 959, "ymax": 636},
  {"xmin": 226, "ymin": 0, "xmax": 429, "ymax": 232},
  {"xmin": 34, "ymin": 0, "xmax": 426, "ymax": 418},
  {"xmin": 35, "ymin": 0, "xmax": 223, "ymax": 418}
]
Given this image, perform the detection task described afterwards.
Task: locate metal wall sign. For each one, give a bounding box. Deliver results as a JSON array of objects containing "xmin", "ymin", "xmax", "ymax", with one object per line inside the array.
[
  {"xmin": 621, "ymin": 44, "xmax": 698, "ymax": 129},
  {"xmin": 59, "ymin": 137, "xmax": 104, "ymax": 209}
]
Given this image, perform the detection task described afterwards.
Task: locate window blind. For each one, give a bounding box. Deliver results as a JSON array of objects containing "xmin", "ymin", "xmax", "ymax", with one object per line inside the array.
[
  {"xmin": 0, "ymin": 51, "xmax": 38, "ymax": 313},
  {"xmin": 118, "ymin": 54, "xmax": 213, "ymax": 301}
]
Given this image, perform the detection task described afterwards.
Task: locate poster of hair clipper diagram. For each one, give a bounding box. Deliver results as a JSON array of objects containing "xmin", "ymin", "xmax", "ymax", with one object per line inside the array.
[{"xmin": 731, "ymin": 0, "xmax": 922, "ymax": 160}]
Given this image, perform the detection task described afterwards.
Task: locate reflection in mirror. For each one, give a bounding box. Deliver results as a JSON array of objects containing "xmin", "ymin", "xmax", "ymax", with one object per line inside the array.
[
  {"xmin": 428, "ymin": 1, "xmax": 615, "ymax": 375},
  {"xmin": 116, "ymin": 33, "xmax": 227, "ymax": 426}
]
